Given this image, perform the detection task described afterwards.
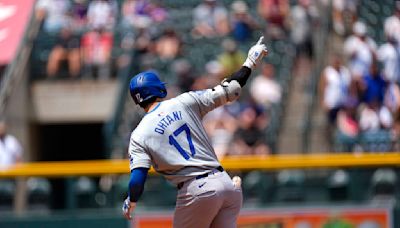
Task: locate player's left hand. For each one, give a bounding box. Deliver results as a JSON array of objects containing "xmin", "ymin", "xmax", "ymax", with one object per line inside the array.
[
  {"xmin": 243, "ymin": 36, "xmax": 268, "ymax": 70},
  {"xmin": 122, "ymin": 197, "xmax": 137, "ymax": 220}
]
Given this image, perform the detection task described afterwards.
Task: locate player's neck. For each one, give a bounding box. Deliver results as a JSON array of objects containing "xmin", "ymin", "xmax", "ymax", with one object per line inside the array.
[{"xmin": 144, "ymin": 101, "xmax": 160, "ymax": 113}]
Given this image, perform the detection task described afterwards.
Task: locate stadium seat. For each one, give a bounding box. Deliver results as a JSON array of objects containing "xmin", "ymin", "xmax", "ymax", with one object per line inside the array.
[
  {"xmin": 140, "ymin": 176, "xmax": 176, "ymax": 208},
  {"xmin": 370, "ymin": 168, "xmax": 397, "ymax": 197},
  {"xmin": 27, "ymin": 177, "xmax": 51, "ymax": 210},
  {"xmin": 327, "ymin": 170, "xmax": 350, "ymax": 201},
  {"xmin": 74, "ymin": 177, "xmax": 97, "ymax": 208},
  {"xmin": 0, "ymin": 180, "xmax": 15, "ymax": 210},
  {"xmin": 242, "ymin": 171, "xmax": 274, "ymax": 206},
  {"xmin": 275, "ymin": 170, "xmax": 306, "ymax": 202}
]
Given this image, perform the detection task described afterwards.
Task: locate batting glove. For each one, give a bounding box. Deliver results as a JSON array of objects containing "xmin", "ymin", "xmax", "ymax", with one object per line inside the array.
[
  {"xmin": 243, "ymin": 36, "xmax": 268, "ymax": 70},
  {"xmin": 122, "ymin": 196, "xmax": 136, "ymax": 220}
]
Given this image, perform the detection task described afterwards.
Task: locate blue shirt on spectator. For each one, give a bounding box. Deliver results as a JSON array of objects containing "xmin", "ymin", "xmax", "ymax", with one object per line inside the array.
[
  {"xmin": 362, "ymin": 73, "xmax": 387, "ymax": 104},
  {"xmin": 232, "ymin": 21, "xmax": 251, "ymax": 42}
]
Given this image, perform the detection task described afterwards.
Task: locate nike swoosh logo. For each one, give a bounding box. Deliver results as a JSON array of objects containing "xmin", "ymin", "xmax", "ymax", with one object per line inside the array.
[{"xmin": 198, "ymin": 182, "xmax": 206, "ymax": 188}]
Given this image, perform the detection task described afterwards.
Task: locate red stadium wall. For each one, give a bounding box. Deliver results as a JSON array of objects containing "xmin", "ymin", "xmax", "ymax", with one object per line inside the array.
[{"xmin": 133, "ymin": 206, "xmax": 391, "ymax": 228}]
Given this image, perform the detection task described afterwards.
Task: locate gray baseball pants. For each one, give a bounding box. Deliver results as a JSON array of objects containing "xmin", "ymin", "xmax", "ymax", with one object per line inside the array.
[{"xmin": 173, "ymin": 170, "xmax": 243, "ymax": 228}]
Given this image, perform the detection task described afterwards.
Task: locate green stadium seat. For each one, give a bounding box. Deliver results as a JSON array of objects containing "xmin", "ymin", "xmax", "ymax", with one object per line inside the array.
[
  {"xmin": 140, "ymin": 176, "xmax": 176, "ymax": 208},
  {"xmin": 275, "ymin": 170, "xmax": 306, "ymax": 202},
  {"xmin": 27, "ymin": 177, "xmax": 51, "ymax": 210},
  {"xmin": 242, "ymin": 171, "xmax": 274, "ymax": 206},
  {"xmin": 74, "ymin": 177, "xmax": 97, "ymax": 208},
  {"xmin": 371, "ymin": 168, "xmax": 397, "ymax": 197},
  {"xmin": 327, "ymin": 170, "xmax": 350, "ymax": 201},
  {"xmin": 0, "ymin": 180, "xmax": 14, "ymax": 210}
]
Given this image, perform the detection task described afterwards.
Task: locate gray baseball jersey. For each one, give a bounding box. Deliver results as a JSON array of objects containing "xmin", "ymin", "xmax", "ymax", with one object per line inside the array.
[{"xmin": 128, "ymin": 81, "xmax": 241, "ymax": 185}]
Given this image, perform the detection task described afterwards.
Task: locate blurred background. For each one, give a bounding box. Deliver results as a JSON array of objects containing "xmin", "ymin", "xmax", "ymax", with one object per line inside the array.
[{"xmin": 0, "ymin": 0, "xmax": 400, "ymax": 227}]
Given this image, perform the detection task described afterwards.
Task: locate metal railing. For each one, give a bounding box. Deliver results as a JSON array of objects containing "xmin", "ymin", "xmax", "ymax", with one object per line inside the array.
[{"xmin": 1, "ymin": 153, "xmax": 400, "ymax": 178}]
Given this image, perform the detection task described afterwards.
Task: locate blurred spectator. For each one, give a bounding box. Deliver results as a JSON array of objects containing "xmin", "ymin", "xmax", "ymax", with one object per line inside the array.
[
  {"xmin": 71, "ymin": 0, "xmax": 89, "ymax": 32},
  {"xmin": 134, "ymin": 23, "xmax": 153, "ymax": 55},
  {"xmin": 35, "ymin": 0, "xmax": 71, "ymax": 34},
  {"xmin": 155, "ymin": 28, "xmax": 181, "ymax": 60},
  {"xmin": 122, "ymin": 0, "xmax": 151, "ymax": 29},
  {"xmin": 146, "ymin": 0, "xmax": 168, "ymax": 23},
  {"xmin": 87, "ymin": 0, "xmax": 118, "ymax": 30},
  {"xmin": 81, "ymin": 28, "xmax": 114, "ymax": 79},
  {"xmin": 217, "ymin": 39, "xmax": 246, "ymax": 78},
  {"xmin": 377, "ymin": 35, "xmax": 400, "ymax": 83},
  {"xmin": 343, "ymin": 21, "xmax": 377, "ymax": 79},
  {"xmin": 257, "ymin": 0, "xmax": 289, "ymax": 39},
  {"xmin": 289, "ymin": 0, "xmax": 318, "ymax": 58},
  {"xmin": 203, "ymin": 107, "xmax": 237, "ymax": 159},
  {"xmin": 46, "ymin": 27, "xmax": 81, "ymax": 78},
  {"xmin": 319, "ymin": 55, "xmax": 352, "ymax": 126},
  {"xmin": 230, "ymin": 1, "xmax": 259, "ymax": 43},
  {"xmin": 359, "ymin": 100, "xmax": 393, "ymax": 132},
  {"xmin": 383, "ymin": 1, "xmax": 400, "ymax": 44},
  {"xmin": 172, "ymin": 59, "xmax": 195, "ymax": 92},
  {"xmin": 229, "ymin": 105, "xmax": 270, "ymax": 156},
  {"xmin": 0, "ymin": 121, "xmax": 23, "ymax": 168},
  {"xmin": 336, "ymin": 101, "xmax": 359, "ymax": 147},
  {"xmin": 117, "ymin": 31, "xmax": 136, "ymax": 69},
  {"xmin": 121, "ymin": 0, "xmax": 167, "ymax": 30},
  {"xmin": 331, "ymin": 0, "xmax": 357, "ymax": 36},
  {"xmin": 360, "ymin": 60, "xmax": 387, "ymax": 105},
  {"xmin": 192, "ymin": 0, "xmax": 230, "ymax": 38},
  {"xmin": 384, "ymin": 82, "xmax": 400, "ymax": 115},
  {"xmin": 191, "ymin": 60, "xmax": 222, "ymax": 90},
  {"xmin": 250, "ymin": 62, "xmax": 282, "ymax": 107}
]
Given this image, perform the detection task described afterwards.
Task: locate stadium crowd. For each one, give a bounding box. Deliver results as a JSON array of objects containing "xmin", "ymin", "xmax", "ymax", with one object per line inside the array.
[
  {"xmin": 33, "ymin": 0, "xmax": 400, "ymax": 155},
  {"xmin": 320, "ymin": 1, "xmax": 400, "ymax": 152},
  {"xmin": 32, "ymin": 0, "xmax": 324, "ymax": 156}
]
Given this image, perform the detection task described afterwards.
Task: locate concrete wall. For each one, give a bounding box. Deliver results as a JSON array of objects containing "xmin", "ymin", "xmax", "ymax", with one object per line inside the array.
[{"xmin": 31, "ymin": 80, "xmax": 119, "ymax": 124}]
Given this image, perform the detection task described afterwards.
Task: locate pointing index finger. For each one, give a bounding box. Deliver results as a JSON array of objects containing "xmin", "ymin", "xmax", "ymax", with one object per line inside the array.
[{"xmin": 256, "ymin": 36, "xmax": 264, "ymax": 45}]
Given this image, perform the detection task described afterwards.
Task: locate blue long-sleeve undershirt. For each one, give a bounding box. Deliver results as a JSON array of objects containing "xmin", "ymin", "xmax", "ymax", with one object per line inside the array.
[{"xmin": 128, "ymin": 167, "xmax": 149, "ymax": 202}]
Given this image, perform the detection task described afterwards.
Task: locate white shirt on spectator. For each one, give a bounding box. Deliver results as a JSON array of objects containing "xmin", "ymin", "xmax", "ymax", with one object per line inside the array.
[
  {"xmin": 87, "ymin": 0, "xmax": 117, "ymax": 30},
  {"xmin": 378, "ymin": 42, "xmax": 400, "ymax": 83},
  {"xmin": 384, "ymin": 83, "xmax": 400, "ymax": 113},
  {"xmin": 36, "ymin": 0, "xmax": 71, "ymax": 33},
  {"xmin": 250, "ymin": 74, "xmax": 282, "ymax": 106},
  {"xmin": 384, "ymin": 15, "xmax": 400, "ymax": 43},
  {"xmin": 193, "ymin": 4, "xmax": 228, "ymax": 29},
  {"xmin": 322, "ymin": 66, "xmax": 351, "ymax": 109},
  {"xmin": 343, "ymin": 35, "xmax": 377, "ymax": 77},
  {"xmin": 0, "ymin": 135, "xmax": 22, "ymax": 168},
  {"xmin": 359, "ymin": 106, "xmax": 393, "ymax": 132}
]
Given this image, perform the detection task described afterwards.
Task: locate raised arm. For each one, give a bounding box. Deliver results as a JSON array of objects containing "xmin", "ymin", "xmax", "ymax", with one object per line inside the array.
[{"xmin": 177, "ymin": 36, "xmax": 268, "ymax": 116}]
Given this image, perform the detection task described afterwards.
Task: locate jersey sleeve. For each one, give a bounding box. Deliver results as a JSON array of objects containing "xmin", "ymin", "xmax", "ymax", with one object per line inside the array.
[
  {"xmin": 128, "ymin": 134, "xmax": 152, "ymax": 171},
  {"xmin": 176, "ymin": 80, "xmax": 241, "ymax": 117}
]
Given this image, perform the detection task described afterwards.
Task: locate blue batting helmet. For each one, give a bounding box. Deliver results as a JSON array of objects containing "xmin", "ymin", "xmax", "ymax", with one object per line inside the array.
[{"xmin": 129, "ymin": 71, "xmax": 167, "ymax": 105}]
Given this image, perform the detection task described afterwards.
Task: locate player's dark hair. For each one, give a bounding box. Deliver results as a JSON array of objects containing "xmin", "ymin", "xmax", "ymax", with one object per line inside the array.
[{"xmin": 139, "ymin": 97, "xmax": 157, "ymax": 109}]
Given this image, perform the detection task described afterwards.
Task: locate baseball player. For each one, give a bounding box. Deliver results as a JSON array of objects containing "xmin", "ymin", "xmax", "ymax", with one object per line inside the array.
[{"xmin": 123, "ymin": 36, "xmax": 268, "ymax": 228}]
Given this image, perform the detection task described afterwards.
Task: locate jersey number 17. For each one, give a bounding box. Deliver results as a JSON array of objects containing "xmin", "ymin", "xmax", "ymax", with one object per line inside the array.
[{"xmin": 169, "ymin": 123, "xmax": 196, "ymax": 160}]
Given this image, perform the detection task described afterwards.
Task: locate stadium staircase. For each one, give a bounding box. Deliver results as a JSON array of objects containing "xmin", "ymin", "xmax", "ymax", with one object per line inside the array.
[{"xmin": 300, "ymin": 2, "xmax": 334, "ymax": 153}]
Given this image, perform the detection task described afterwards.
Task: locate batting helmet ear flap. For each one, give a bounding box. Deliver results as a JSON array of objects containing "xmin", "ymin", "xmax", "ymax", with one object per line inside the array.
[{"xmin": 129, "ymin": 71, "xmax": 167, "ymax": 105}]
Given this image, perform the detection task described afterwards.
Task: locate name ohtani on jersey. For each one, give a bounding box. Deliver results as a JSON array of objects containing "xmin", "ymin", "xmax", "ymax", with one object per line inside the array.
[{"xmin": 154, "ymin": 111, "xmax": 183, "ymax": 135}]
